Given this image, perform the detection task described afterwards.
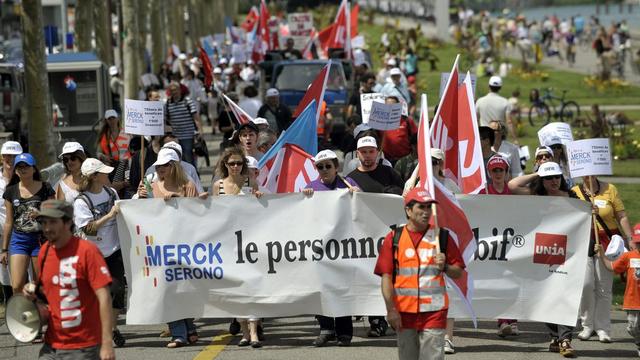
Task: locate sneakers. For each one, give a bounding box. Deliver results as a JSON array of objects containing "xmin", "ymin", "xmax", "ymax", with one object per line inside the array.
[
  {"xmin": 312, "ymin": 333, "xmax": 336, "ymax": 347},
  {"xmin": 444, "ymin": 338, "xmax": 455, "ymax": 354},
  {"xmin": 559, "ymin": 339, "xmax": 576, "ymax": 358},
  {"xmin": 367, "ymin": 318, "xmax": 389, "ymax": 337},
  {"xmin": 596, "ymin": 329, "xmax": 612, "ymax": 343},
  {"xmin": 336, "ymin": 335, "xmax": 351, "ymax": 347},
  {"xmin": 577, "ymin": 327, "xmax": 594, "ymax": 340},
  {"xmin": 510, "ymin": 323, "xmax": 520, "ymax": 336},
  {"xmin": 113, "ymin": 329, "xmax": 126, "ymax": 347},
  {"xmin": 497, "ymin": 322, "xmax": 512, "ymax": 338},
  {"xmin": 549, "ymin": 338, "xmax": 560, "ymax": 353}
]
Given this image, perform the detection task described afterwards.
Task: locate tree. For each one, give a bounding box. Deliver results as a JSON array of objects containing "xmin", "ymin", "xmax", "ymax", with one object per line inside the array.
[
  {"xmin": 75, "ymin": 0, "xmax": 94, "ymax": 52},
  {"xmin": 122, "ymin": 0, "xmax": 139, "ymax": 99},
  {"xmin": 94, "ymin": 0, "xmax": 113, "ymax": 65},
  {"xmin": 150, "ymin": 0, "xmax": 165, "ymax": 74},
  {"xmin": 21, "ymin": 0, "xmax": 56, "ymax": 165}
]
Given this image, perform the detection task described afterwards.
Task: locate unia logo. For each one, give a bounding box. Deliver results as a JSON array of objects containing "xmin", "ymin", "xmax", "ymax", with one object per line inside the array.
[{"xmin": 533, "ymin": 233, "xmax": 567, "ymax": 266}]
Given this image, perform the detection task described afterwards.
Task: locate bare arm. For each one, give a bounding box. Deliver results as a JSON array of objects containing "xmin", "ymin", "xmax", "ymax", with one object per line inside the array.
[
  {"xmin": 95, "ymin": 286, "xmax": 115, "ymax": 360},
  {"xmin": 211, "ymin": 180, "xmax": 221, "ymax": 196},
  {"xmin": 193, "ymin": 113, "xmax": 204, "ymax": 135},
  {"xmin": 55, "ymin": 183, "xmax": 65, "ymax": 201},
  {"xmin": 616, "ymin": 210, "xmax": 634, "ymax": 248},
  {"xmin": 2, "ymin": 200, "xmax": 13, "ymax": 250},
  {"xmin": 506, "ymin": 112, "xmax": 518, "ymax": 144},
  {"xmin": 508, "ymin": 173, "xmax": 538, "ymax": 195},
  {"xmin": 381, "ymin": 273, "xmax": 401, "ymax": 331},
  {"xmin": 83, "ymin": 204, "xmax": 119, "ymax": 235},
  {"xmin": 594, "ymin": 244, "xmax": 614, "ymax": 271}
]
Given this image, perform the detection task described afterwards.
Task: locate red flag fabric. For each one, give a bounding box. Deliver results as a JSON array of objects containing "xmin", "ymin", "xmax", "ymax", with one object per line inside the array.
[
  {"xmin": 198, "ymin": 46, "xmax": 213, "ymax": 89},
  {"xmin": 263, "ymin": 144, "xmax": 318, "ymax": 193},
  {"xmin": 317, "ymin": 25, "xmax": 334, "ymax": 57},
  {"xmin": 326, "ymin": 0, "xmax": 350, "ymax": 56},
  {"xmin": 241, "ymin": 6, "xmax": 259, "ymax": 32},
  {"xmin": 222, "ymin": 93, "xmax": 252, "ymax": 125},
  {"xmin": 351, "ymin": 3, "xmax": 359, "ymax": 37},
  {"xmin": 457, "ymin": 74, "xmax": 487, "ymax": 194},
  {"xmin": 292, "ymin": 63, "xmax": 330, "ymax": 120},
  {"xmin": 431, "ymin": 57, "xmax": 460, "ymax": 185},
  {"xmin": 251, "ymin": 0, "xmax": 271, "ymax": 63}
]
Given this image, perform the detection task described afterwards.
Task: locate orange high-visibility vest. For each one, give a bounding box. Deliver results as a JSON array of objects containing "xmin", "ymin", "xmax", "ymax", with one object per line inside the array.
[
  {"xmin": 317, "ymin": 101, "xmax": 327, "ymax": 137},
  {"xmin": 99, "ymin": 131, "xmax": 131, "ymax": 161},
  {"xmin": 394, "ymin": 227, "xmax": 448, "ymax": 313}
]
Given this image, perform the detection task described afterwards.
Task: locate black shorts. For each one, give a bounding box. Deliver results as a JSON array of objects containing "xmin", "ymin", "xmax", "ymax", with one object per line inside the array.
[{"xmin": 105, "ymin": 250, "xmax": 126, "ymax": 310}]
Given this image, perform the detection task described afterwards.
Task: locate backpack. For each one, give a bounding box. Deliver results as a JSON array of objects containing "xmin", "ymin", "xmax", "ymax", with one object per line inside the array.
[
  {"xmin": 390, "ymin": 225, "xmax": 449, "ymax": 284},
  {"xmin": 75, "ymin": 186, "xmax": 117, "ymax": 237}
]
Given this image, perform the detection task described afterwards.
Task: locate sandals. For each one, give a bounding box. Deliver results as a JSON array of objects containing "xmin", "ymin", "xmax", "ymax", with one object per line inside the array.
[{"xmin": 166, "ymin": 339, "xmax": 187, "ymax": 348}]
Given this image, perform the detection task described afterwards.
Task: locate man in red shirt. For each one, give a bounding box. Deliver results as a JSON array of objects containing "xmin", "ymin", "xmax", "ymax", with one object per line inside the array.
[
  {"xmin": 375, "ymin": 187, "xmax": 465, "ymax": 360},
  {"xmin": 24, "ymin": 200, "xmax": 115, "ymax": 360}
]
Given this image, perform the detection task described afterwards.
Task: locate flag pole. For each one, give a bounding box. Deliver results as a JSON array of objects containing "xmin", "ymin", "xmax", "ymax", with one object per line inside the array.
[{"xmin": 589, "ymin": 176, "xmax": 600, "ymax": 246}]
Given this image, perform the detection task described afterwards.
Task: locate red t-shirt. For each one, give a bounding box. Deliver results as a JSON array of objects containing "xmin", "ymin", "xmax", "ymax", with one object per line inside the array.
[
  {"xmin": 480, "ymin": 183, "xmax": 512, "ymax": 195},
  {"xmin": 612, "ymin": 250, "xmax": 640, "ymax": 310},
  {"xmin": 374, "ymin": 227, "xmax": 466, "ymax": 329},
  {"xmin": 39, "ymin": 236, "xmax": 112, "ymax": 349},
  {"xmin": 382, "ymin": 117, "xmax": 418, "ymax": 161}
]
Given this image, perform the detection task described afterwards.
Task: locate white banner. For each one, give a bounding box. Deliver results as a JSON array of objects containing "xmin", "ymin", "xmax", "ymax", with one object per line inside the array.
[
  {"xmin": 117, "ymin": 193, "xmax": 591, "ymax": 326},
  {"xmin": 538, "ymin": 122, "xmax": 574, "ymax": 146},
  {"xmin": 360, "ymin": 92, "xmax": 385, "ymax": 124},
  {"xmin": 124, "ymin": 99, "xmax": 165, "ymax": 136},
  {"xmin": 566, "ymin": 138, "xmax": 613, "ymax": 178},
  {"xmin": 368, "ymin": 101, "xmax": 402, "ymax": 130}
]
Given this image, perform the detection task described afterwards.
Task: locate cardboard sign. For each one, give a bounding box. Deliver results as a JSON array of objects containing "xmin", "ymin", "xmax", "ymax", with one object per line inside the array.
[
  {"xmin": 231, "ymin": 43, "xmax": 247, "ymax": 63},
  {"xmin": 124, "ymin": 99, "xmax": 165, "ymax": 136},
  {"xmin": 288, "ymin": 12, "xmax": 314, "ymax": 49},
  {"xmin": 439, "ymin": 72, "xmax": 477, "ymax": 98},
  {"xmin": 538, "ymin": 122, "xmax": 574, "ymax": 146},
  {"xmin": 566, "ymin": 138, "xmax": 612, "ymax": 178},
  {"xmin": 360, "ymin": 93, "xmax": 385, "ymax": 124},
  {"xmin": 367, "ymin": 101, "xmax": 402, "ymax": 131}
]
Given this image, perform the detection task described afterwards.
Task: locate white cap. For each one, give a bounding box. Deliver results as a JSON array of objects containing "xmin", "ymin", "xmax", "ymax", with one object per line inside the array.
[
  {"xmin": 219, "ymin": 57, "xmax": 228, "ymax": 64},
  {"xmin": 178, "ymin": 53, "xmax": 187, "ymax": 60},
  {"xmin": 247, "ymin": 59, "xmax": 254, "ymax": 65},
  {"xmin": 153, "ymin": 148, "xmax": 180, "ymax": 167},
  {"xmin": 353, "ymin": 123, "xmax": 371, "ymax": 138},
  {"xmin": 489, "ymin": 75, "xmax": 503, "ymax": 87},
  {"xmin": 161, "ymin": 141, "xmax": 183, "ymax": 157},
  {"xmin": 313, "ymin": 150, "xmax": 338, "ymax": 163},
  {"xmin": 266, "ymin": 88, "xmax": 279, "ymax": 97},
  {"xmin": 251, "ymin": 117, "xmax": 269, "ymax": 126},
  {"xmin": 605, "ymin": 234, "xmax": 626, "ymax": 261},
  {"xmin": 229, "ymin": 57, "xmax": 236, "ymax": 66},
  {"xmin": 357, "ymin": 136, "xmax": 378, "ymax": 149},
  {"xmin": 223, "ymin": 67, "xmax": 234, "ymax": 75},
  {"xmin": 389, "ymin": 67, "xmax": 402, "ymax": 76},
  {"xmin": 245, "ymin": 156, "xmax": 258, "ymax": 169},
  {"xmin": 535, "ymin": 145, "xmax": 554, "ymax": 158},
  {"xmin": 537, "ymin": 161, "xmax": 562, "ymax": 177},
  {"xmin": 189, "ymin": 57, "xmax": 199, "ymax": 65},
  {"xmin": 108, "ymin": 65, "xmax": 118, "ymax": 76},
  {"xmin": 81, "ymin": 158, "xmax": 114, "ymax": 176},
  {"xmin": 1, "ymin": 141, "xmax": 23, "ymax": 155},
  {"xmin": 59, "ymin": 141, "xmax": 84, "ymax": 158},
  {"xmin": 430, "ymin": 148, "xmax": 445, "ymax": 160},
  {"xmin": 544, "ymin": 135, "xmax": 563, "ymax": 146},
  {"xmin": 213, "ymin": 67, "xmax": 222, "ymax": 74},
  {"xmin": 104, "ymin": 109, "xmax": 118, "ymax": 119},
  {"xmin": 387, "ymin": 58, "xmax": 397, "ymax": 66}
]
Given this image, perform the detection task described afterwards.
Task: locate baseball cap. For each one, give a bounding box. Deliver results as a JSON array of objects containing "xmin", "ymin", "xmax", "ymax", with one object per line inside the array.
[
  {"xmin": 404, "ymin": 187, "xmax": 438, "ymax": 206},
  {"xmin": 14, "ymin": 153, "xmax": 36, "ymax": 167},
  {"xmin": 266, "ymin": 88, "xmax": 280, "ymax": 97},
  {"xmin": 153, "ymin": 148, "xmax": 180, "ymax": 167},
  {"xmin": 313, "ymin": 150, "xmax": 338, "ymax": 163},
  {"xmin": 430, "ymin": 148, "xmax": 445, "ymax": 160},
  {"xmin": 36, "ymin": 199, "xmax": 74, "ymax": 220},
  {"xmin": 108, "ymin": 66, "xmax": 119, "ymax": 76},
  {"xmin": 489, "ymin": 75, "xmax": 503, "ymax": 87},
  {"xmin": 389, "ymin": 67, "xmax": 402, "ymax": 76},
  {"xmin": 632, "ymin": 223, "xmax": 640, "ymax": 242},
  {"xmin": 213, "ymin": 67, "xmax": 222, "ymax": 74},
  {"xmin": 544, "ymin": 136, "xmax": 563, "ymax": 147},
  {"xmin": 162, "ymin": 141, "xmax": 183, "ymax": 157},
  {"xmin": 535, "ymin": 146, "xmax": 554, "ymax": 158},
  {"xmin": 81, "ymin": 158, "xmax": 114, "ymax": 176},
  {"xmin": 387, "ymin": 58, "xmax": 397, "ymax": 66},
  {"xmin": 104, "ymin": 109, "xmax": 118, "ymax": 119},
  {"xmin": 353, "ymin": 123, "xmax": 372, "ymax": 138},
  {"xmin": 605, "ymin": 234, "xmax": 626, "ymax": 260},
  {"xmin": 537, "ymin": 162, "xmax": 563, "ymax": 177},
  {"xmin": 488, "ymin": 155, "xmax": 510, "ymax": 170},
  {"xmin": 223, "ymin": 67, "xmax": 234, "ymax": 75},
  {"xmin": 59, "ymin": 141, "xmax": 85, "ymax": 159},
  {"xmin": 1, "ymin": 141, "xmax": 23, "ymax": 155},
  {"xmin": 219, "ymin": 57, "xmax": 228, "ymax": 64},
  {"xmin": 246, "ymin": 156, "xmax": 258, "ymax": 169},
  {"xmin": 178, "ymin": 53, "xmax": 187, "ymax": 60},
  {"xmin": 251, "ymin": 117, "xmax": 269, "ymax": 126},
  {"xmin": 357, "ymin": 136, "xmax": 377, "ymax": 149}
]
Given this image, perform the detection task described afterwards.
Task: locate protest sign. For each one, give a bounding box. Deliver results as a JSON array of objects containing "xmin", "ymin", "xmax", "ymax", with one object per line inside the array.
[
  {"xmin": 566, "ymin": 138, "xmax": 613, "ymax": 178},
  {"xmin": 118, "ymin": 192, "xmax": 590, "ymax": 326},
  {"xmin": 231, "ymin": 43, "xmax": 247, "ymax": 63},
  {"xmin": 360, "ymin": 92, "xmax": 385, "ymax": 123},
  {"xmin": 368, "ymin": 101, "xmax": 403, "ymax": 130},
  {"xmin": 288, "ymin": 12, "xmax": 313, "ymax": 49},
  {"xmin": 538, "ymin": 122, "xmax": 574, "ymax": 146},
  {"xmin": 123, "ymin": 99, "xmax": 165, "ymax": 136},
  {"xmin": 439, "ymin": 72, "xmax": 477, "ymax": 98}
]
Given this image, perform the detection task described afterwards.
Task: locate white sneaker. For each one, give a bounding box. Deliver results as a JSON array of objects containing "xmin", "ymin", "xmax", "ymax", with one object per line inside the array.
[
  {"xmin": 596, "ymin": 329, "xmax": 612, "ymax": 343},
  {"xmin": 444, "ymin": 338, "xmax": 455, "ymax": 354},
  {"xmin": 510, "ymin": 323, "xmax": 520, "ymax": 336},
  {"xmin": 577, "ymin": 327, "xmax": 594, "ymax": 340},
  {"xmin": 497, "ymin": 322, "xmax": 512, "ymax": 338}
]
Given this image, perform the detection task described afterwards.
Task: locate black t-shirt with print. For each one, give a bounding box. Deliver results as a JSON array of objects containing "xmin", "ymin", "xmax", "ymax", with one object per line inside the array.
[
  {"xmin": 348, "ymin": 164, "xmax": 404, "ymax": 195},
  {"xmin": 3, "ymin": 182, "xmax": 55, "ymax": 233}
]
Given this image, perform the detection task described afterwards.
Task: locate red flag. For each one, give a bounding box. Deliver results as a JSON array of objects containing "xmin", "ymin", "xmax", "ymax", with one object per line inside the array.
[
  {"xmin": 326, "ymin": 0, "xmax": 351, "ymax": 57},
  {"xmin": 417, "ymin": 94, "xmax": 434, "ymax": 197},
  {"xmin": 431, "ymin": 56, "xmax": 460, "ymax": 185},
  {"xmin": 263, "ymin": 144, "xmax": 318, "ymax": 193},
  {"xmin": 351, "ymin": 3, "xmax": 359, "ymax": 37},
  {"xmin": 292, "ymin": 63, "xmax": 330, "ymax": 121},
  {"xmin": 222, "ymin": 93, "xmax": 252, "ymax": 125},
  {"xmin": 251, "ymin": 0, "xmax": 270, "ymax": 63},
  {"xmin": 241, "ymin": 6, "xmax": 259, "ymax": 32},
  {"xmin": 317, "ymin": 25, "xmax": 334, "ymax": 57},
  {"xmin": 198, "ymin": 46, "xmax": 213, "ymax": 89}
]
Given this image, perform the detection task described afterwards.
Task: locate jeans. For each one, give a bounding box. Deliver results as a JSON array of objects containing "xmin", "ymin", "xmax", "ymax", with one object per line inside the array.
[
  {"xmin": 168, "ymin": 318, "xmax": 196, "ymax": 342},
  {"xmin": 627, "ymin": 310, "xmax": 640, "ymax": 347},
  {"xmin": 179, "ymin": 138, "xmax": 196, "ymax": 167},
  {"xmin": 39, "ymin": 343, "xmax": 99, "ymax": 360},
  {"xmin": 546, "ymin": 323, "xmax": 574, "ymax": 341},
  {"xmin": 316, "ymin": 315, "xmax": 353, "ymax": 338}
]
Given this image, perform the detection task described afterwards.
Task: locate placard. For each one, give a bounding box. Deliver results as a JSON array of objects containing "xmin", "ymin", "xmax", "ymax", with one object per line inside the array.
[
  {"xmin": 124, "ymin": 99, "xmax": 165, "ymax": 136},
  {"xmin": 439, "ymin": 72, "xmax": 477, "ymax": 98},
  {"xmin": 288, "ymin": 12, "xmax": 313, "ymax": 49},
  {"xmin": 538, "ymin": 122, "xmax": 574, "ymax": 146},
  {"xmin": 367, "ymin": 101, "xmax": 402, "ymax": 131},
  {"xmin": 360, "ymin": 92, "xmax": 385, "ymax": 124},
  {"xmin": 566, "ymin": 138, "xmax": 612, "ymax": 178}
]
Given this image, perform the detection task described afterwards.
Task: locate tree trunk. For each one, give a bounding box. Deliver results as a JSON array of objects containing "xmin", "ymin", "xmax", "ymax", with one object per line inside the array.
[
  {"xmin": 122, "ymin": 0, "xmax": 138, "ymax": 99},
  {"xmin": 165, "ymin": 0, "xmax": 177, "ymax": 52},
  {"xmin": 150, "ymin": 0, "xmax": 164, "ymax": 74},
  {"xmin": 175, "ymin": 0, "xmax": 186, "ymax": 52},
  {"xmin": 94, "ymin": 0, "xmax": 113, "ymax": 65},
  {"xmin": 21, "ymin": 0, "xmax": 56, "ymax": 165},
  {"xmin": 75, "ymin": 0, "xmax": 94, "ymax": 52},
  {"xmin": 210, "ymin": 0, "xmax": 225, "ymax": 34},
  {"xmin": 137, "ymin": 0, "xmax": 149, "ymax": 75}
]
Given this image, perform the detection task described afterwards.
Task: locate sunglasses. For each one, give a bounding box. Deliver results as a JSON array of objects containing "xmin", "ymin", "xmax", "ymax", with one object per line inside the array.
[
  {"xmin": 536, "ymin": 154, "xmax": 552, "ymax": 160},
  {"xmin": 432, "ymin": 159, "xmax": 441, "ymax": 165},
  {"xmin": 226, "ymin": 161, "xmax": 244, "ymax": 167},
  {"xmin": 542, "ymin": 175, "xmax": 562, "ymax": 180},
  {"xmin": 316, "ymin": 164, "xmax": 333, "ymax": 171},
  {"xmin": 490, "ymin": 168, "xmax": 505, "ymax": 173},
  {"xmin": 62, "ymin": 155, "xmax": 81, "ymax": 163},
  {"xmin": 550, "ymin": 145, "xmax": 563, "ymax": 150}
]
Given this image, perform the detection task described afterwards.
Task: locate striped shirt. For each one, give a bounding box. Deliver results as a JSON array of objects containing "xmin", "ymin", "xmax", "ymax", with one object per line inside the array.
[{"xmin": 166, "ymin": 97, "xmax": 197, "ymax": 140}]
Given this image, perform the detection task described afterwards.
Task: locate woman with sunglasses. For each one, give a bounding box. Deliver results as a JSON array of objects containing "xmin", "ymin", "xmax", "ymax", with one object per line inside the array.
[
  {"xmin": 546, "ymin": 137, "xmax": 573, "ymax": 188},
  {"xmin": 55, "ymin": 142, "xmax": 87, "ymax": 203},
  {"xmin": 509, "ymin": 146, "xmax": 556, "ymax": 195},
  {"xmin": 302, "ymin": 150, "xmax": 359, "ymax": 347},
  {"xmin": 0, "ymin": 153, "xmax": 55, "ymax": 294}
]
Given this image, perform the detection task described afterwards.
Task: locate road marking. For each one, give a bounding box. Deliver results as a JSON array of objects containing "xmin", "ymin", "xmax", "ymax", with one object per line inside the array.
[{"xmin": 193, "ymin": 332, "xmax": 233, "ymax": 360}]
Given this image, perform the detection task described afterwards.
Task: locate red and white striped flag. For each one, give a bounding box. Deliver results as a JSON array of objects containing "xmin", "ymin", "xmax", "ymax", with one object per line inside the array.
[
  {"xmin": 292, "ymin": 63, "xmax": 330, "ymax": 122},
  {"xmin": 251, "ymin": 0, "xmax": 270, "ymax": 63},
  {"xmin": 262, "ymin": 144, "xmax": 319, "ymax": 193},
  {"xmin": 221, "ymin": 93, "xmax": 252, "ymax": 126}
]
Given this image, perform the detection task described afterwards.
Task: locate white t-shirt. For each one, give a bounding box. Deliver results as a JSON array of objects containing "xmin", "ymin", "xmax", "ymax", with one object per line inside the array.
[
  {"xmin": 58, "ymin": 177, "xmax": 80, "ymax": 204},
  {"xmin": 476, "ymin": 92, "xmax": 511, "ymax": 127},
  {"xmin": 73, "ymin": 187, "xmax": 120, "ymax": 257}
]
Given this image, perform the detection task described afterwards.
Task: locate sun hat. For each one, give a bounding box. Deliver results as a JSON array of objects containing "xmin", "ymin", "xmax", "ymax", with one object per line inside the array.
[
  {"xmin": 81, "ymin": 158, "xmax": 114, "ymax": 176},
  {"xmin": 313, "ymin": 150, "xmax": 338, "ymax": 163},
  {"xmin": 404, "ymin": 187, "xmax": 438, "ymax": 206},
  {"xmin": 152, "ymin": 148, "xmax": 180, "ymax": 167},
  {"xmin": 537, "ymin": 162, "xmax": 563, "ymax": 177},
  {"xmin": 357, "ymin": 136, "xmax": 377, "ymax": 149},
  {"xmin": 59, "ymin": 142, "xmax": 85, "ymax": 159},
  {"xmin": 1, "ymin": 141, "xmax": 23, "ymax": 155}
]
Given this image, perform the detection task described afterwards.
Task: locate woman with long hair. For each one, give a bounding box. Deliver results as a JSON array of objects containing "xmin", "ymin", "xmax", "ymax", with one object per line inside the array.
[
  {"xmin": 0, "ymin": 153, "xmax": 55, "ymax": 294},
  {"xmin": 55, "ymin": 142, "xmax": 87, "ymax": 203}
]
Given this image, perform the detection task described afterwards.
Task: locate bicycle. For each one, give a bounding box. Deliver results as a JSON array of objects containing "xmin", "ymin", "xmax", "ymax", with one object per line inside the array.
[{"xmin": 528, "ymin": 88, "xmax": 580, "ymax": 128}]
